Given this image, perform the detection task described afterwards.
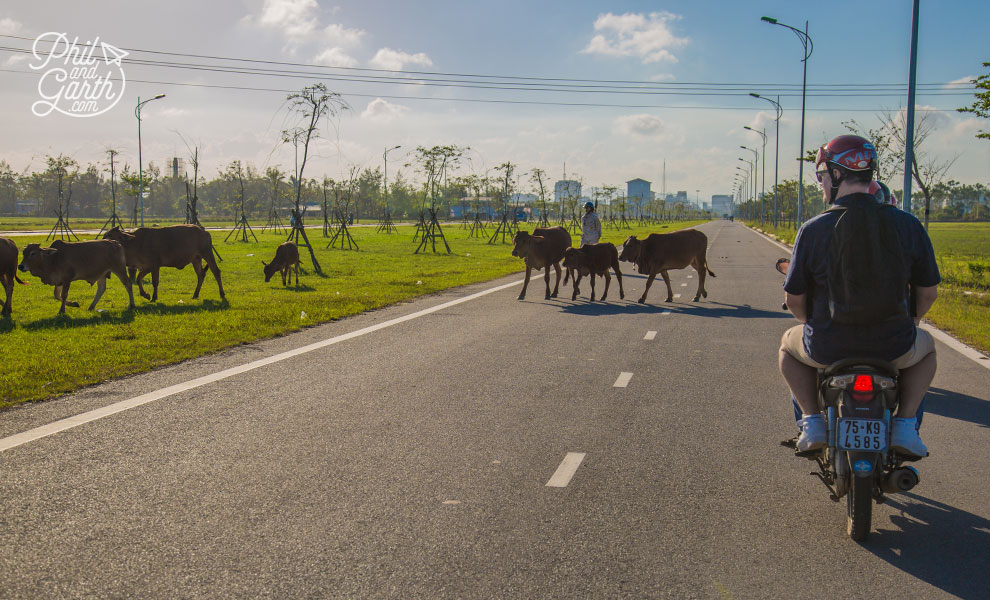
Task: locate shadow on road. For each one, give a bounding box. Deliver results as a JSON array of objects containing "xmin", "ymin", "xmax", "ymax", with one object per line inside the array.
[
  {"xmin": 923, "ymin": 387, "xmax": 990, "ymax": 428},
  {"xmin": 554, "ymin": 298, "xmax": 791, "ymax": 319},
  {"xmin": 863, "ymin": 492, "xmax": 990, "ymax": 599}
]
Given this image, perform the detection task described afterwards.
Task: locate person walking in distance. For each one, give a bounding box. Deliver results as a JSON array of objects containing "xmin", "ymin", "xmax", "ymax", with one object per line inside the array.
[{"xmin": 580, "ymin": 201, "xmax": 601, "ymax": 247}]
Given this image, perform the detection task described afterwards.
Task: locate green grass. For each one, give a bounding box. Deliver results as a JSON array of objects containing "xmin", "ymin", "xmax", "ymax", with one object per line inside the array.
[
  {"xmin": 0, "ymin": 221, "xmax": 702, "ymax": 407},
  {"xmin": 746, "ymin": 219, "xmax": 990, "ymax": 353}
]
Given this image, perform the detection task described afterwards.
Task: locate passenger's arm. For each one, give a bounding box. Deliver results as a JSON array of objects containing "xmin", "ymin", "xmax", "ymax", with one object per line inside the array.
[
  {"xmin": 785, "ymin": 292, "xmax": 808, "ymax": 323},
  {"xmin": 912, "ymin": 285, "xmax": 938, "ymax": 325}
]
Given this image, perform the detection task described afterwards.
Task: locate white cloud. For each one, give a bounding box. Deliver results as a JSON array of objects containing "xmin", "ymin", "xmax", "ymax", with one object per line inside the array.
[
  {"xmin": 321, "ymin": 23, "xmax": 364, "ymax": 47},
  {"xmin": 360, "ymin": 98, "xmax": 409, "ymax": 122},
  {"xmin": 313, "ymin": 47, "xmax": 358, "ymax": 68},
  {"xmin": 4, "ymin": 54, "xmax": 26, "ymax": 68},
  {"xmin": 0, "ymin": 17, "xmax": 22, "ymax": 35},
  {"xmin": 369, "ymin": 47, "xmax": 433, "ymax": 71},
  {"xmin": 250, "ymin": 0, "xmax": 319, "ymax": 39},
  {"xmin": 613, "ymin": 114, "xmax": 665, "ymax": 138},
  {"xmin": 946, "ymin": 75, "xmax": 976, "ymax": 87},
  {"xmin": 649, "ymin": 73, "xmax": 676, "ymax": 82},
  {"xmin": 582, "ymin": 12, "xmax": 689, "ymax": 64},
  {"xmin": 243, "ymin": 0, "xmax": 365, "ymax": 52}
]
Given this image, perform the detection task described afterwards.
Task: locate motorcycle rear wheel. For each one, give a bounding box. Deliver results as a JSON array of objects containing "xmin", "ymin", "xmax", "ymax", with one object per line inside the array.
[{"xmin": 846, "ymin": 475, "xmax": 873, "ymax": 541}]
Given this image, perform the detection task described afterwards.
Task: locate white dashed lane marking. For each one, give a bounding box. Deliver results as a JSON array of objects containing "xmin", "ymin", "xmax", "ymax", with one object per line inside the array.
[
  {"xmin": 546, "ymin": 452, "xmax": 586, "ymax": 488},
  {"xmin": 645, "ymin": 331, "xmax": 657, "ymax": 340},
  {"xmin": 661, "ymin": 310, "xmax": 672, "ymax": 315},
  {"xmin": 614, "ymin": 372, "xmax": 633, "ymax": 387},
  {"xmin": 674, "ymin": 294, "xmax": 681, "ymax": 299},
  {"xmin": 680, "ymin": 283, "xmax": 688, "ymax": 287}
]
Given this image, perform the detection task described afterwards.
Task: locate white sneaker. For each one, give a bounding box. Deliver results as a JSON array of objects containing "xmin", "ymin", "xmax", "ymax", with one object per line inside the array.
[
  {"xmin": 891, "ymin": 417, "xmax": 928, "ymax": 458},
  {"xmin": 797, "ymin": 414, "xmax": 827, "ymax": 452}
]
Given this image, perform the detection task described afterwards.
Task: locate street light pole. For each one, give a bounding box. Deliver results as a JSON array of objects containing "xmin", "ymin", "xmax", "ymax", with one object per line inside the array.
[
  {"xmin": 744, "ymin": 127, "xmax": 767, "ymax": 226},
  {"xmin": 135, "ymin": 94, "xmax": 166, "ymax": 227},
  {"xmin": 740, "ymin": 146, "xmax": 759, "ymax": 223},
  {"xmin": 749, "ymin": 94, "xmax": 782, "ymax": 227},
  {"xmin": 761, "ymin": 17, "xmax": 812, "ymax": 225},
  {"xmin": 383, "ymin": 145, "xmax": 401, "ymax": 218}
]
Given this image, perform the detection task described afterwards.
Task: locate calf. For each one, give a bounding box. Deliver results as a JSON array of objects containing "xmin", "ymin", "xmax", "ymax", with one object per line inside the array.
[
  {"xmin": 619, "ymin": 230, "xmax": 715, "ymax": 303},
  {"xmin": 18, "ymin": 240, "xmax": 135, "ymax": 315},
  {"xmin": 1, "ymin": 236, "xmax": 26, "ymax": 316},
  {"xmin": 104, "ymin": 225, "xmax": 224, "ymax": 302},
  {"xmin": 263, "ymin": 242, "xmax": 300, "ymax": 287},
  {"xmin": 562, "ymin": 243, "xmax": 624, "ymax": 302},
  {"xmin": 510, "ymin": 227, "xmax": 572, "ymax": 300}
]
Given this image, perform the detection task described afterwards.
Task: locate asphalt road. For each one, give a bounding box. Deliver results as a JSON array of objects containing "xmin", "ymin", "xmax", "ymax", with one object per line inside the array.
[{"xmin": 1, "ymin": 220, "xmax": 988, "ymax": 599}]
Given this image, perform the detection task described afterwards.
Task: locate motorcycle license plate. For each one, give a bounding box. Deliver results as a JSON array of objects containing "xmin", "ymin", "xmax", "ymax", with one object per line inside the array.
[{"xmin": 837, "ymin": 418, "xmax": 887, "ymax": 451}]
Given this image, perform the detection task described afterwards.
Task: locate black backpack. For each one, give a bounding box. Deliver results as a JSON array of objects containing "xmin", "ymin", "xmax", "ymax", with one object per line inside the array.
[{"xmin": 825, "ymin": 199, "xmax": 910, "ymax": 325}]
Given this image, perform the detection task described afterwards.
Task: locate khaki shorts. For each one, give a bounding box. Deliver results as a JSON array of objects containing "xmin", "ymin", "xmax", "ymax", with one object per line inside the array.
[{"xmin": 780, "ymin": 325, "xmax": 935, "ymax": 370}]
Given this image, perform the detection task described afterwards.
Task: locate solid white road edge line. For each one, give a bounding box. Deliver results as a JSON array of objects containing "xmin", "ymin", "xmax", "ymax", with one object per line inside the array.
[
  {"xmin": 614, "ymin": 372, "xmax": 633, "ymax": 387},
  {"xmin": 645, "ymin": 331, "xmax": 657, "ymax": 340},
  {"xmin": 546, "ymin": 452, "xmax": 586, "ymax": 487},
  {"xmin": 0, "ymin": 278, "xmax": 526, "ymax": 453},
  {"xmin": 743, "ymin": 223, "xmax": 990, "ymax": 368}
]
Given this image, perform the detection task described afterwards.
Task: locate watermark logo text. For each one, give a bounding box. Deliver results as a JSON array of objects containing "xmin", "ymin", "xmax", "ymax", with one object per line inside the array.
[{"xmin": 30, "ymin": 32, "xmax": 128, "ymax": 118}]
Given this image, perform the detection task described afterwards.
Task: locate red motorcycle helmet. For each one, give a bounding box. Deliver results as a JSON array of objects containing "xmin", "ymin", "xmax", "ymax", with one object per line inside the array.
[{"xmin": 815, "ymin": 135, "xmax": 878, "ymax": 172}]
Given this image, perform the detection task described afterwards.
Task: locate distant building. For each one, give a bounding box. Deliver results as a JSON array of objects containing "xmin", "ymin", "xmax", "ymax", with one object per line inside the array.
[
  {"xmin": 554, "ymin": 180, "xmax": 581, "ymax": 204},
  {"xmin": 711, "ymin": 194, "xmax": 734, "ymax": 216},
  {"xmin": 626, "ymin": 178, "xmax": 652, "ymax": 208}
]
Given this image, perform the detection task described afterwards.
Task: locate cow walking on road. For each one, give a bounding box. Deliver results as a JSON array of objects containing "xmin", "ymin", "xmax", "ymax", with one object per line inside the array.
[
  {"xmin": 619, "ymin": 230, "xmax": 715, "ymax": 304},
  {"xmin": 511, "ymin": 227, "xmax": 572, "ymax": 300},
  {"xmin": 18, "ymin": 240, "xmax": 135, "ymax": 315},
  {"xmin": 561, "ymin": 243, "xmax": 624, "ymax": 302},
  {"xmin": 104, "ymin": 225, "xmax": 225, "ymax": 302}
]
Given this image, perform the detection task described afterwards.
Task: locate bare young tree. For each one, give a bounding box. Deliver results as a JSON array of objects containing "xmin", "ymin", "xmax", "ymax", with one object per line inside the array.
[
  {"xmin": 878, "ymin": 109, "xmax": 959, "ymax": 229},
  {"xmin": 282, "ymin": 83, "xmax": 349, "ymax": 272}
]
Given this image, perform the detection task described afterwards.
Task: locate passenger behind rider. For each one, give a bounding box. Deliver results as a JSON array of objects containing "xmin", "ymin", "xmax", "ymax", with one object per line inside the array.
[{"xmin": 778, "ymin": 135, "xmax": 940, "ymax": 457}]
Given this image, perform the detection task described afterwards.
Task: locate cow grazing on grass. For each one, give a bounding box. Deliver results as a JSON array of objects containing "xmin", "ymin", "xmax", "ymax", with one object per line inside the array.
[
  {"xmin": 562, "ymin": 243, "xmax": 624, "ymax": 302},
  {"xmin": 18, "ymin": 240, "xmax": 135, "ymax": 315},
  {"xmin": 263, "ymin": 242, "xmax": 300, "ymax": 287},
  {"xmin": 1, "ymin": 236, "xmax": 27, "ymax": 316},
  {"xmin": 104, "ymin": 225, "xmax": 225, "ymax": 302},
  {"xmin": 619, "ymin": 230, "xmax": 715, "ymax": 304},
  {"xmin": 511, "ymin": 227, "xmax": 572, "ymax": 300}
]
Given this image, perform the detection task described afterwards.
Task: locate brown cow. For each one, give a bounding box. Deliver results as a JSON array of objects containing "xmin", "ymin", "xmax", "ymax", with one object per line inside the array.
[
  {"xmin": 1, "ymin": 236, "xmax": 27, "ymax": 316},
  {"xmin": 619, "ymin": 230, "xmax": 715, "ymax": 303},
  {"xmin": 561, "ymin": 243, "xmax": 624, "ymax": 302},
  {"xmin": 263, "ymin": 242, "xmax": 300, "ymax": 287},
  {"xmin": 104, "ymin": 225, "xmax": 225, "ymax": 302},
  {"xmin": 18, "ymin": 240, "xmax": 135, "ymax": 315},
  {"xmin": 511, "ymin": 227, "xmax": 572, "ymax": 300}
]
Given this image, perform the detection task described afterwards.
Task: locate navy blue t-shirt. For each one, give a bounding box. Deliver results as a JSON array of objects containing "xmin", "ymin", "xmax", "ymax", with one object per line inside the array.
[{"xmin": 783, "ymin": 193, "xmax": 941, "ymax": 364}]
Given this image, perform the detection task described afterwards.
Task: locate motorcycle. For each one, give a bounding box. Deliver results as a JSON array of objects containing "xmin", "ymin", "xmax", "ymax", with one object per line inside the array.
[{"xmin": 776, "ymin": 258, "xmax": 922, "ymax": 541}]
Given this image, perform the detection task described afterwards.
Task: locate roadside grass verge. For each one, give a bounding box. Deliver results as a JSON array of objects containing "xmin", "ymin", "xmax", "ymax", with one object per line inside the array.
[
  {"xmin": 745, "ymin": 219, "xmax": 990, "ymax": 353},
  {"xmin": 0, "ymin": 221, "xmax": 702, "ymax": 407}
]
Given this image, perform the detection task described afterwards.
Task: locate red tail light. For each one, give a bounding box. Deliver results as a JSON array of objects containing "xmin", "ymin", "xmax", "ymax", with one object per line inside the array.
[
  {"xmin": 853, "ymin": 375, "xmax": 873, "ymax": 392},
  {"xmin": 851, "ymin": 375, "xmax": 874, "ymax": 403}
]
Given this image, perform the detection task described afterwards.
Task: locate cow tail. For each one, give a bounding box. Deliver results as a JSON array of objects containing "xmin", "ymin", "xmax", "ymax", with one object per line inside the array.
[
  {"xmin": 213, "ymin": 246, "xmax": 224, "ymax": 262},
  {"xmin": 14, "ymin": 274, "xmax": 27, "ymax": 285},
  {"xmin": 706, "ymin": 265, "xmax": 716, "ymax": 278}
]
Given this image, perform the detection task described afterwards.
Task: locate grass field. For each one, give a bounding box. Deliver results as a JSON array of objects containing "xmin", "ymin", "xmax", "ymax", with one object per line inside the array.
[
  {"xmin": 0, "ymin": 221, "xmax": 701, "ymax": 407},
  {"xmin": 747, "ymin": 219, "xmax": 990, "ymax": 354}
]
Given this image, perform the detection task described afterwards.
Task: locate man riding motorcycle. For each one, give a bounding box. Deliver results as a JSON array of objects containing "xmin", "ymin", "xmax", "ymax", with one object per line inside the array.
[{"xmin": 778, "ymin": 134, "xmax": 940, "ymax": 457}]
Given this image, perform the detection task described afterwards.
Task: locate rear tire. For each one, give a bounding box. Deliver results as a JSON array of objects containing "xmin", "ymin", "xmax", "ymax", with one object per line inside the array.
[{"xmin": 846, "ymin": 475, "xmax": 873, "ymax": 541}]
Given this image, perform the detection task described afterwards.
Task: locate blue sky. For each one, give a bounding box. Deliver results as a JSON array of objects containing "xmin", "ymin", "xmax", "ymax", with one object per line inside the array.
[{"xmin": 1, "ymin": 0, "xmax": 987, "ymax": 204}]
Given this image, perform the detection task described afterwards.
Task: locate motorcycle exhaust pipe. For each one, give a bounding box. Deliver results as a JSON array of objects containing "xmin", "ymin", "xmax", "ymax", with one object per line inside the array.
[{"xmin": 881, "ymin": 466, "xmax": 920, "ymax": 494}]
